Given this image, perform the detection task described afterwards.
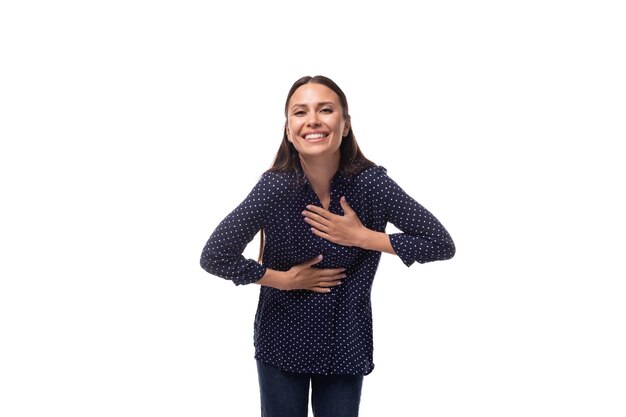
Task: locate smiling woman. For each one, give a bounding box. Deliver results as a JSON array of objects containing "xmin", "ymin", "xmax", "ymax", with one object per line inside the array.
[
  {"xmin": 200, "ymin": 75, "xmax": 455, "ymax": 417},
  {"xmin": 286, "ymin": 83, "xmax": 349, "ymax": 161}
]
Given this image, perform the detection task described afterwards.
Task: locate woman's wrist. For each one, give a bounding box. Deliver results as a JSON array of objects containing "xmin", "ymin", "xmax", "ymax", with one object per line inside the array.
[
  {"xmin": 358, "ymin": 228, "xmax": 396, "ymax": 254},
  {"xmin": 256, "ymin": 268, "xmax": 288, "ymax": 290}
]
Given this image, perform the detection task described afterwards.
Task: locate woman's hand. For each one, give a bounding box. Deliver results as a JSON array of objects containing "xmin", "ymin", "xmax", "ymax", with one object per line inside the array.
[
  {"xmin": 302, "ymin": 197, "xmax": 368, "ymax": 247},
  {"xmin": 258, "ymin": 255, "xmax": 346, "ymax": 293},
  {"xmin": 286, "ymin": 255, "xmax": 346, "ymax": 293}
]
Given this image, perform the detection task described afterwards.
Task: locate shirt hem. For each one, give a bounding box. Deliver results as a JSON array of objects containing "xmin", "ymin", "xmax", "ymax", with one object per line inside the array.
[{"xmin": 254, "ymin": 354, "xmax": 374, "ymax": 376}]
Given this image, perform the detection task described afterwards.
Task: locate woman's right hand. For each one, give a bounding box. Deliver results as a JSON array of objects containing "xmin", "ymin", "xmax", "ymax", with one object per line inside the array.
[{"xmin": 257, "ymin": 255, "xmax": 346, "ymax": 293}]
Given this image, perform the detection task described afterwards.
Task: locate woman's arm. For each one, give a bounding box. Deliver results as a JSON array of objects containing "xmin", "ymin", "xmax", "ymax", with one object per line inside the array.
[
  {"xmin": 302, "ymin": 168, "xmax": 455, "ymax": 266},
  {"xmin": 256, "ymin": 255, "xmax": 346, "ymax": 293},
  {"xmin": 200, "ymin": 173, "xmax": 269, "ymax": 285},
  {"xmin": 302, "ymin": 196, "xmax": 396, "ymax": 254},
  {"xmin": 200, "ymin": 172, "xmax": 349, "ymax": 289},
  {"xmin": 378, "ymin": 169, "xmax": 455, "ymax": 266}
]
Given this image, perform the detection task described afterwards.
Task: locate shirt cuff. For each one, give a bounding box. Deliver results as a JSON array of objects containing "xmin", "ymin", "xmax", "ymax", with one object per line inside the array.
[
  {"xmin": 232, "ymin": 262, "xmax": 268, "ymax": 286},
  {"xmin": 389, "ymin": 233, "xmax": 418, "ymax": 267}
]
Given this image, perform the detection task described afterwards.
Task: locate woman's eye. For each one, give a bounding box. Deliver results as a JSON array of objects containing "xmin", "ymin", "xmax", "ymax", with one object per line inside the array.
[
  {"xmin": 320, "ymin": 108, "xmax": 332, "ymax": 113},
  {"xmin": 294, "ymin": 111, "xmax": 306, "ymax": 116}
]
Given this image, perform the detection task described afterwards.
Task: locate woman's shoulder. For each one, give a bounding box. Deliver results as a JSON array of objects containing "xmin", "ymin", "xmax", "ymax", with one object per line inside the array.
[
  {"xmin": 346, "ymin": 165, "xmax": 394, "ymax": 202},
  {"xmin": 351, "ymin": 164, "xmax": 389, "ymax": 186},
  {"xmin": 259, "ymin": 169, "xmax": 297, "ymax": 184},
  {"xmin": 253, "ymin": 170, "xmax": 299, "ymax": 195}
]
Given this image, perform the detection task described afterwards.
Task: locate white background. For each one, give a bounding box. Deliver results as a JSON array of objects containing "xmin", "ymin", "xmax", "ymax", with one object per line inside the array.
[{"xmin": 1, "ymin": 1, "xmax": 625, "ymax": 416}]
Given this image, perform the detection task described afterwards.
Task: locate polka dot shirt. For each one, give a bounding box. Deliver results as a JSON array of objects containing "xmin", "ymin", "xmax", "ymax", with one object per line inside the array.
[{"xmin": 200, "ymin": 165, "xmax": 455, "ymax": 375}]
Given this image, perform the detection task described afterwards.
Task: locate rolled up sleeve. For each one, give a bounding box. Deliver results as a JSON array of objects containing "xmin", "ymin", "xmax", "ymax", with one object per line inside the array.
[
  {"xmin": 200, "ymin": 173, "xmax": 269, "ymax": 285},
  {"xmin": 379, "ymin": 170, "xmax": 455, "ymax": 266}
]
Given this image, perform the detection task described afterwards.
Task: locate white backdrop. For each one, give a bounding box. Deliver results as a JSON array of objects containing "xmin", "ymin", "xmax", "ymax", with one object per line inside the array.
[{"xmin": 1, "ymin": 1, "xmax": 625, "ymax": 416}]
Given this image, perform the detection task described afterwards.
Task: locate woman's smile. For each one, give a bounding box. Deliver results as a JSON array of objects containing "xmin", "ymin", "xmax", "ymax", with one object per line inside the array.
[{"xmin": 303, "ymin": 131, "xmax": 330, "ymax": 142}]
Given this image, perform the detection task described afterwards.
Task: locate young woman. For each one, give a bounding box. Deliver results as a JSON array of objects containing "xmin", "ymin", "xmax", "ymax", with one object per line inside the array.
[{"xmin": 200, "ymin": 75, "xmax": 455, "ymax": 417}]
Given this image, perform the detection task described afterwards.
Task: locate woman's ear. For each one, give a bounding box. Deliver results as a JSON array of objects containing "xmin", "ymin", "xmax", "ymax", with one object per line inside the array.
[
  {"xmin": 286, "ymin": 127, "xmax": 292, "ymax": 142},
  {"xmin": 343, "ymin": 120, "xmax": 350, "ymax": 137}
]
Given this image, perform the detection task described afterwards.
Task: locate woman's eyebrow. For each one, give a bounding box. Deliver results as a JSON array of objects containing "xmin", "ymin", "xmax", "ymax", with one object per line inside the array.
[{"xmin": 290, "ymin": 101, "xmax": 336, "ymax": 110}]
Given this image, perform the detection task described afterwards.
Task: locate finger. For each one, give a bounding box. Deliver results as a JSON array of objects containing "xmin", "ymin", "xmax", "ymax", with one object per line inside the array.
[
  {"xmin": 304, "ymin": 204, "xmax": 333, "ymax": 219},
  {"xmin": 309, "ymin": 227, "xmax": 336, "ymax": 242},
  {"xmin": 302, "ymin": 210, "xmax": 332, "ymax": 226},
  {"xmin": 339, "ymin": 196, "xmax": 355, "ymax": 214},
  {"xmin": 320, "ymin": 280, "xmax": 343, "ymax": 287},
  {"xmin": 316, "ymin": 271, "xmax": 347, "ymax": 281},
  {"xmin": 304, "ymin": 217, "xmax": 330, "ymax": 232},
  {"xmin": 311, "ymin": 287, "xmax": 332, "ymax": 294},
  {"xmin": 314, "ymin": 266, "xmax": 346, "ymax": 275},
  {"xmin": 302, "ymin": 254, "xmax": 323, "ymax": 267},
  {"xmin": 313, "ymin": 280, "xmax": 343, "ymax": 290}
]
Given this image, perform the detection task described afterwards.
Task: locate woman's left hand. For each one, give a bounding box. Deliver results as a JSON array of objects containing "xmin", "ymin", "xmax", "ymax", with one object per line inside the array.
[{"xmin": 302, "ymin": 197, "xmax": 368, "ymax": 247}]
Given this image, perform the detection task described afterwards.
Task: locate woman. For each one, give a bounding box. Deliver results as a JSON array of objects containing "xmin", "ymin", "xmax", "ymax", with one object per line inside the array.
[{"xmin": 200, "ymin": 75, "xmax": 455, "ymax": 417}]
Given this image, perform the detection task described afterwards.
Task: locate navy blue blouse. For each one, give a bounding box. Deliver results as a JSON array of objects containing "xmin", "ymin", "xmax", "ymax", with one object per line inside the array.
[{"xmin": 200, "ymin": 165, "xmax": 455, "ymax": 375}]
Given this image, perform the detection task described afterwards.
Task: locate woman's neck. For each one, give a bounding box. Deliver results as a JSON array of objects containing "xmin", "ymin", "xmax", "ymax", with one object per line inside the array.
[{"xmin": 299, "ymin": 153, "xmax": 340, "ymax": 209}]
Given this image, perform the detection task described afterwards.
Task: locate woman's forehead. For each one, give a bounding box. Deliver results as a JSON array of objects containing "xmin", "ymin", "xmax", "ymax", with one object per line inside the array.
[{"xmin": 289, "ymin": 83, "xmax": 340, "ymax": 107}]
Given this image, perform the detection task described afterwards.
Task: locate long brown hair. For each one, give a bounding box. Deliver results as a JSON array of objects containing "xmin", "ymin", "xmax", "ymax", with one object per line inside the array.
[{"xmin": 258, "ymin": 75, "xmax": 375, "ymax": 262}]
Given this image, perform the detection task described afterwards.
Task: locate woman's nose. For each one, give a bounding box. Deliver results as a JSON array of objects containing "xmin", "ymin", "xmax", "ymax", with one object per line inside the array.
[{"xmin": 306, "ymin": 114, "xmax": 321, "ymax": 127}]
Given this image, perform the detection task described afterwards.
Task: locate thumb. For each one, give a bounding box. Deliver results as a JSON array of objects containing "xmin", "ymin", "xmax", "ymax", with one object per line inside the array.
[
  {"xmin": 304, "ymin": 254, "xmax": 323, "ymax": 267},
  {"xmin": 340, "ymin": 196, "xmax": 354, "ymax": 214}
]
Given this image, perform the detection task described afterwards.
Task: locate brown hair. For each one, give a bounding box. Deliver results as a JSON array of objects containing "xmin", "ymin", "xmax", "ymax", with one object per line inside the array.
[{"xmin": 259, "ymin": 75, "xmax": 375, "ymax": 262}]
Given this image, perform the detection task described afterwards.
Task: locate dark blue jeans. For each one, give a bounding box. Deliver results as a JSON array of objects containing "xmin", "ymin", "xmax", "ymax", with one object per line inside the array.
[{"xmin": 256, "ymin": 360, "xmax": 364, "ymax": 417}]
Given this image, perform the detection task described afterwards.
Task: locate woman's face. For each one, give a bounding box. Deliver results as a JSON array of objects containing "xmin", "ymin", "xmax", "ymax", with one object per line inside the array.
[{"xmin": 286, "ymin": 83, "xmax": 350, "ymax": 160}]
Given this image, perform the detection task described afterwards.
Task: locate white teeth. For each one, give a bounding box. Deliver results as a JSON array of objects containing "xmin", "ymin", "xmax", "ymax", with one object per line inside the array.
[{"xmin": 304, "ymin": 133, "xmax": 327, "ymax": 139}]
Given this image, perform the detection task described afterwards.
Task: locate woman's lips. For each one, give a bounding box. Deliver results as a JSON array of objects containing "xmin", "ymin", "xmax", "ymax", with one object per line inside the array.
[{"xmin": 303, "ymin": 132, "xmax": 329, "ymax": 142}]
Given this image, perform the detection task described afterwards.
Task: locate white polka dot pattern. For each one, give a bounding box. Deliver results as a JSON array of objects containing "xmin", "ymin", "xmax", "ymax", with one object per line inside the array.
[{"xmin": 200, "ymin": 165, "xmax": 455, "ymax": 375}]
